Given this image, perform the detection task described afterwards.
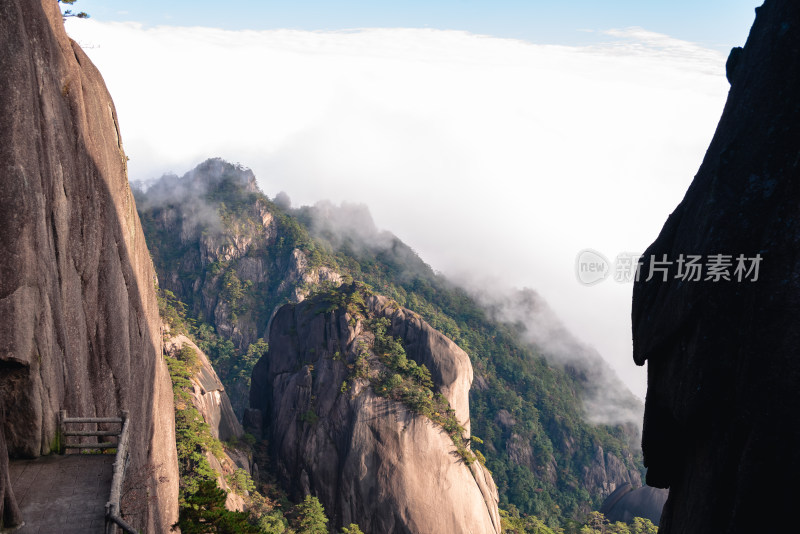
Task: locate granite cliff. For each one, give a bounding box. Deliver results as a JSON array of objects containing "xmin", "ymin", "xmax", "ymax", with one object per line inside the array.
[
  {"xmin": 0, "ymin": 0, "xmax": 178, "ymax": 529},
  {"xmin": 632, "ymin": 1, "xmax": 800, "ymax": 532},
  {"xmin": 164, "ymin": 334, "xmax": 252, "ymax": 512},
  {"xmin": 165, "ymin": 334, "xmax": 244, "ymax": 444},
  {"xmin": 249, "ymin": 286, "xmax": 502, "ymax": 533}
]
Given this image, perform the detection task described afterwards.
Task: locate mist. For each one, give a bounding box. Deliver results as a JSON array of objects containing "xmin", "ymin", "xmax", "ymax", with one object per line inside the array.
[
  {"xmin": 296, "ymin": 199, "xmax": 644, "ymax": 425},
  {"xmin": 65, "ymin": 20, "xmax": 734, "ymax": 401},
  {"xmin": 466, "ymin": 284, "xmax": 644, "ymax": 425},
  {"xmin": 299, "ymin": 201, "xmax": 396, "ymax": 253},
  {"xmin": 132, "ymin": 158, "xmax": 256, "ymax": 238}
]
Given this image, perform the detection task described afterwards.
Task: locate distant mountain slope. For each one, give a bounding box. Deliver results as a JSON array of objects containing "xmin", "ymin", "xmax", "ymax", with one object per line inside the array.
[{"xmin": 135, "ymin": 158, "xmax": 643, "ymax": 523}]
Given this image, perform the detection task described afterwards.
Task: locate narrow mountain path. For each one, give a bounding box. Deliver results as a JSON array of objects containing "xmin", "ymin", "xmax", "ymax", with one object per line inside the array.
[{"xmin": 8, "ymin": 455, "xmax": 113, "ymax": 534}]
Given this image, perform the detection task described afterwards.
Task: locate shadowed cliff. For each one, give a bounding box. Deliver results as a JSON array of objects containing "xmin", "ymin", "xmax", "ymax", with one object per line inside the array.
[
  {"xmin": 632, "ymin": 1, "xmax": 800, "ymax": 532},
  {"xmin": 0, "ymin": 1, "xmax": 178, "ymax": 529}
]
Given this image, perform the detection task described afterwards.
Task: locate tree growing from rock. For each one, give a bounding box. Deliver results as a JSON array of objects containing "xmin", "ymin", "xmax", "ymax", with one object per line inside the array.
[{"xmin": 58, "ymin": 0, "xmax": 88, "ymax": 19}]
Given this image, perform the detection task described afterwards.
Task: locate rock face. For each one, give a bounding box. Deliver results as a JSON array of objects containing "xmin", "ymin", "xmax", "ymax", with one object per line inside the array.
[
  {"xmin": 0, "ymin": 1, "xmax": 178, "ymax": 530},
  {"xmin": 137, "ymin": 159, "xmax": 342, "ymax": 352},
  {"xmin": 632, "ymin": 1, "xmax": 800, "ymax": 532},
  {"xmin": 165, "ymin": 335, "xmax": 244, "ymax": 442},
  {"xmin": 136, "ymin": 159, "xmax": 343, "ymax": 416},
  {"xmin": 164, "ymin": 334, "xmax": 250, "ymax": 512},
  {"xmin": 250, "ymin": 291, "xmax": 502, "ymax": 533},
  {"xmin": 581, "ymin": 445, "xmax": 642, "ymax": 498},
  {"xmin": 0, "ymin": 406, "xmax": 21, "ymax": 527},
  {"xmin": 599, "ymin": 484, "xmax": 667, "ymax": 526}
]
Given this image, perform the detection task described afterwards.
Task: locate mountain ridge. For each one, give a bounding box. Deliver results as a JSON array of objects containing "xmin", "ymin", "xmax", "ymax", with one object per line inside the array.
[{"xmin": 135, "ymin": 157, "xmax": 644, "ymax": 524}]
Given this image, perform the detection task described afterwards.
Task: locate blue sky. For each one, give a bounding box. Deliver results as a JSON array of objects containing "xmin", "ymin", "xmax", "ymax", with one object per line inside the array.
[{"xmin": 73, "ymin": 0, "xmax": 759, "ymax": 51}]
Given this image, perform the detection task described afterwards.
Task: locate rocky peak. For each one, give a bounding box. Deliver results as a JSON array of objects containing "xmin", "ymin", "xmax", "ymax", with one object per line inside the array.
[
  {"xmin": 140, "ymin": 157, "xmax": 648, "ymax": 522},
  {"xmin": 137, "ymin": 158, "xmax": 275, "ymax": 257},
  {"xmin": 367, "ymin": 295, "xmax": 473, "ymax": 434}
]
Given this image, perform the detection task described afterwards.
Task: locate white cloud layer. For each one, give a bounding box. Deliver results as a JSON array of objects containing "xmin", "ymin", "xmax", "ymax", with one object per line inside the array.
[{"xmin": 66, "ymin": 20, "xmax": 731, "ymax": 401}]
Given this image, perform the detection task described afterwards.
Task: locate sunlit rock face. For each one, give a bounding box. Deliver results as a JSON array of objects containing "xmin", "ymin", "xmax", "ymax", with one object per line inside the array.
[
  {"xmin": 250, "ymin": 292, "xmax": 502, "ymax": 534},
  {"xmin": 632, "ymin": 1, "xmax": 800, "ymax": 532},
  {"xmin": 165, "ymin": 335, "xmax": 243, "ymax": 442},
  {"xmin": 0, "ymin": 1, "xmax": 178, "ymax": 530}
]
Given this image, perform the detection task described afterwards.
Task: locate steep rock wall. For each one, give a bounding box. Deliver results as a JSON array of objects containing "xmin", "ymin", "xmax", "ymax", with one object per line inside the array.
[
  {"xmin": 632, "ymin": 1, "xmax": 800, "ymax": 532},
  {"xmin": 250, "ymin": 292, "xmax": 501, "ymax": 533},
  {"xmin": 165, "ymin": 334, "xmax": 244, "ymax": 442},
  {"xmin": 165, "ymin": 334, "xmax": 250, "ymax": 511},
  {"xmin": 0, "ymin": 1, "xmax": 178, "ymax": 530}
]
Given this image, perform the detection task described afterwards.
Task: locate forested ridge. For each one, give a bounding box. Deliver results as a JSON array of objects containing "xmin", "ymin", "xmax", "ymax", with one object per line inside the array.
[{"xmin": 137, "ymin": 159, "xmax": 647, "ymax": 530}]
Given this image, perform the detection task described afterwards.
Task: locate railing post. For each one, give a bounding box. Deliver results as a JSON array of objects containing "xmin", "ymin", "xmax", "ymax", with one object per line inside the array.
[
  {"xmin": 59, "ymin": 410, "xmax": 67, "ymax": 454},
  {"xmin": 105, "ymin": 410, "xmax": 135, "ymax": 534},
  {"xmin": 105, "ymin": 502, "xmax": 114, "ymax": 534}
]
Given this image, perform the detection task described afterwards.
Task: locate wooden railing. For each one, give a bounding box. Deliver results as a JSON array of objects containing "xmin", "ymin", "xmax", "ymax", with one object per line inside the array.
[{"xmin": 59, "ymin": 410, "xmax": 137, "ymax": 534}]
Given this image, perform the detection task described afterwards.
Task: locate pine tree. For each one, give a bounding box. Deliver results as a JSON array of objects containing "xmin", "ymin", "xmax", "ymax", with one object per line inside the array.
[
  {"xmin": 292, "ymin": 495, "xmax": 328, "ymax": 534},
  {"xmin": 176, "ymin": 480, "xmax": 258, "ymax": 534}
]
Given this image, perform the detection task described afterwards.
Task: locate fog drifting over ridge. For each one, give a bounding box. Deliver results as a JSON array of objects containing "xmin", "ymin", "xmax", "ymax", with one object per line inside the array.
[
  {"xmin": 301, "ymin": 198, "xmax": 645, "ymax": 425},
  {"xmin": 65, "ymin": 20, "xmax": 733, "ymax": 400}
]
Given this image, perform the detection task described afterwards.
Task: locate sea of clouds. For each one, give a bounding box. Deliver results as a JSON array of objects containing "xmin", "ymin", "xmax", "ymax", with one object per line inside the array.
[{"xmin": 66, "ymin": 19, "xmax": 733, "ymax": 402}]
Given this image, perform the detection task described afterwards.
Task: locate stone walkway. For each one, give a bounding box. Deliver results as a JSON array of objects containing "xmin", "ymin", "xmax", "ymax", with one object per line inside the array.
[{"xmin": 8, "ymin": 454, "xmax": 114, "ymax": 534}]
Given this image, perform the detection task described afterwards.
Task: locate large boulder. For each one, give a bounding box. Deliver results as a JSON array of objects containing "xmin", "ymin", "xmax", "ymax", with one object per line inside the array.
[
  {"xmin": 0, "ymin": 1, "xmax": 178, "ymax": 530},
  {"xmin": 250, "ymin": 289, "xmax": 501, "ymax": 533},
  {"xmin": 632, "ymin": 1, "xmax": 800, "ymax": 532}
]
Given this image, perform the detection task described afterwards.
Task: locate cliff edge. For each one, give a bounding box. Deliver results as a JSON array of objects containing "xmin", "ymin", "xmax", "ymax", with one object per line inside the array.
[
  {"xmin": 632, "ymin": 1, "xmax": 800, "ymax": 532},
  {"xmin": 0, "ymin": 1, "xmax": 178, "ymax": 529}
]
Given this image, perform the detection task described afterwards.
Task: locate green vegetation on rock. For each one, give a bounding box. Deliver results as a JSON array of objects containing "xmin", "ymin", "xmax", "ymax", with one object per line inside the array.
[
  {"xmin": 58, "ymin": 0, "xmax": 89, "ymax": 19},
  {"xmin": 166, "ymin": 345, "xmax": 254, "ymax": 531},
  {"xmin": 138, "ymin": 159, "xmax": 644, "ymax": 525},
  {"xmin": 161, "ymin": 288, "xmax": 341, "ymax": 533},
  {"xmin": 367, "ymin": 314, "xmax": 475, "ymax": 465},
  {"xmin": 501, "ymin": 509, "xmax": 658, "ymax": 534},
  {"xmin": 290, "ymin": 495, "xmax": 328, "ymax": 534}
]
